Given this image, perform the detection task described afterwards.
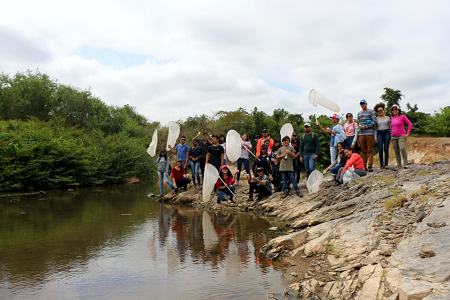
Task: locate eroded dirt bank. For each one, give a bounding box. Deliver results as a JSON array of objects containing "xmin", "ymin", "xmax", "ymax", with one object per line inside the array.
[{"xmin": 157, "ymin": 156, "xmax": 450, "ymax": 300}]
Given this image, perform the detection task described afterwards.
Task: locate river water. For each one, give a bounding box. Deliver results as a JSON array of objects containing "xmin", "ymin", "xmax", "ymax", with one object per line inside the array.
[{"xmin": 0, "ymin": 181, "xmax": 294, "ymax": 299}]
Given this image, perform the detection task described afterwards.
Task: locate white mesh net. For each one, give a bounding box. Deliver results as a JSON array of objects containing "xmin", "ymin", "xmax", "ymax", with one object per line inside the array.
[
  {"xmin": 308, "ymin": 89, "xmax": 340, "ymax": 113},
  {"xmin": 147, "ymin": 129, "xmax": 158, "ymax": 157},
  {"xmin": 203, "ymin": 163, "xmax": 220, "ymax": 202},
  {"xmin": 307, "ymin": 170, "xmax": 323, "ymax": 194},
  {"xmin": 166, "ymin": 121, "xmax": 180, "ymax": 151},
  {"xmin": 226, "ymin": 130, "xmax": 242, "ymax": 163},
  {"xmin": 280, "ymin": 123, "xmax": 294, "ymax": 140}
]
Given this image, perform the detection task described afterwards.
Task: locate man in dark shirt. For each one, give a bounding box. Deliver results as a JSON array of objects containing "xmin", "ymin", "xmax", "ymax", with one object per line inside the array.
[
  {"xmin": 205, "ymin": 135, "xmax": 224, "ymax": 171},
  {"xmin": 193, "ymin": 132, "xmax": 209, "ymax": 178},
  {"xmin": 299, "ymin": 123, "xmax": 320, "ymax": 179},
  {"xmin": 291, "ymin": 132, "xmax": 301, "ymax": 183}
]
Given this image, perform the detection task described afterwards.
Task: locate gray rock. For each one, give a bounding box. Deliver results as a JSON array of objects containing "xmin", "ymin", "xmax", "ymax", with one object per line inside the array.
[
  {"xmin": 426, "ymin": 221, "xmax": 446, "ymax": 228},
  {"xmin": 397, "ymin": 280, "xmax": 432, "ymax": 300},
  {"xmin": 380, "ymin": 244, "xmax": 396, "ymax": 256},
  {"xmin": 414, "ymin": 211, "xmax": 426, "ymax": 223},
  {"xmin": 418, "ymin": 244, "xmax": 436, "ymax": 258}
]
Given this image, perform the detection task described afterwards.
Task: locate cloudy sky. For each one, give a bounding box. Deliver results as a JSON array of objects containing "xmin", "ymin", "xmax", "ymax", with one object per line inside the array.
[{"xmin": 1, "ymin": 0, "xmax": 449, "ymax": 124}]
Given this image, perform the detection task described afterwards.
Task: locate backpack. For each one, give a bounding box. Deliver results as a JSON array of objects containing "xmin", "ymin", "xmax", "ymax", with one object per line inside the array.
[{"xmin": 301, "ymin": 132, "xmax": 317, "ymax": 149}]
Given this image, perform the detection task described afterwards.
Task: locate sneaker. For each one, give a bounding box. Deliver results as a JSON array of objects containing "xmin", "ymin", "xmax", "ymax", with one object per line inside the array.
[
  {"xmin": 368, "ymin": 166, "xmax": 373, "ymax": 172},
  {"xmin": 282, "ymin": 191, "xmax": 289, "ymax": 198},
  {"xmin": 296, "ymin": 190, "xmax": 303, "ymax": 197},
  {"xmin": 385, "ymin": 165, "xmax": 389, "ymax": 169},
  {"xmin": 247, "ymin": 198, "xmax": 254, "ymax": 202},
  {"xmin": 380, "ymin": 165, "xmax": 385, "ymax": 169},
  {"xmin": 236, "ymin": 181, "xmax": 239, "ymax": 186},
  {"xmin": 335, "ymin": 181, "xmax": 342, "ymax": 186}
]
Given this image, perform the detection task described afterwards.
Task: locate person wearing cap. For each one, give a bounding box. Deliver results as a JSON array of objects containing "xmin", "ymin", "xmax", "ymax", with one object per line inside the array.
[
  {"xmin": 205, "ymin": 135, "xmax": 224, "ymax": 171},
  {"xmin": 343, "ymin": 113, "xmax": 358, "ymax": 149},
  {"xmin": 171, "ymin": 159, "xmax": 191, "ymax": 192},
  {"xmin": 247, "ymin": 167, "xmax": 273, "ymax": 201},
  {"xmin": 256, "ymin": 129, "xmax": 274, "ymax": 157},
  {"xmin": 254, "ymin": 144, "xmax": 272, "ymax": 176},
  {"xmin": 390, "ymin": 105, "xmax": 412, "ymax": 169},
  {"xmin": 356, "ymin": 99, "xmax": 378, "ymax": 172},
  {"xmin": 317, "ymin": 114, "xmax": 346, "ymax": 165},
  {"xmin": 215, "ymin": 165, "xmax": 238, "ymax": 203},
  {"xmin": 299, "ymin": 123, "xmax": 320, "ymax": 179},
  {"xmin": 276, "ymin": 136, "xmax": 303, "ymax": 198},
  {"xmin": 168, "ymin": 136, "xmax": 190, "ymax": 168},
  {"xmin": 291, "ymin": 132, "xmax": 301, "ymax": 183}
]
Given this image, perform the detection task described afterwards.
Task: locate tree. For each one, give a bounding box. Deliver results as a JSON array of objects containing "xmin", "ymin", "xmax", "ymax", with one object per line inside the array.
[{"xmin": 380, "ymin": 88, "xmax": 404, "ymax": 115}]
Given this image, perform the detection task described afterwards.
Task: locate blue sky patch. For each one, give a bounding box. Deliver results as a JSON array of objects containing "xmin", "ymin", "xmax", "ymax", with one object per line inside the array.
[
  {"xmin": 263, "ymin": 78, "xmax": 302, "ymax": 93},
  {"xmin": 73, "ymin": 46, "xmax": 148, "ymax": 68}
]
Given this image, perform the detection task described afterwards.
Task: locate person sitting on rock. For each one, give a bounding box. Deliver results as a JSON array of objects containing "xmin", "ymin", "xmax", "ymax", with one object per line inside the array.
[
  {"xmin": 247, "ymin": 167, "xmax": 273, "ymax": 201},
  {"xmin": 215, "ymin": 165, "xmax": 238, "ymax": 203},
  {"xmin": 269, "ymin": 157, "xmax": 283, "ymax": 192},
  {"xmin": 335, "ymin": 148, "xmax": 367, "ymax": 185},
  {"xmin": 171, "ymin": 159, "xmax": 191, "ymax": 192},
  {"xmin": 323, "ymin": 142, "xmax": 347, "ymax": 179}
]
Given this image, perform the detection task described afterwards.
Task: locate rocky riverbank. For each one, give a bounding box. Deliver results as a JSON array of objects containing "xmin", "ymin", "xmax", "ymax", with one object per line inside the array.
[{"xmin": 157, "ymin": 160, "xmax": 450, "ymax": 300}]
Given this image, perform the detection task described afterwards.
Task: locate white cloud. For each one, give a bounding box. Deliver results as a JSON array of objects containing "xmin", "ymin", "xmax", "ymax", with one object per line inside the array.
[{"xmin": 1, "ymin": 0, "xmax": 449, "ymax": 126}]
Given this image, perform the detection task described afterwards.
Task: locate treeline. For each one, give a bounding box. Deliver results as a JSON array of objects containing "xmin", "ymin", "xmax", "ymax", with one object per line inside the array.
[
  {"xmin": 0, "ymin": 71, "xmax": 159, "ymax": 192},
  {"xmin": 1, "ymin": 71, "xmax": 448, "ymax": 192}
]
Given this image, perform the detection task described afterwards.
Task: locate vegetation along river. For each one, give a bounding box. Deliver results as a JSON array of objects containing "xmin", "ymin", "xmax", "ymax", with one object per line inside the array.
[{"xmin": 0, "ymin": 181, "xmax": 296, "ymax": 299}]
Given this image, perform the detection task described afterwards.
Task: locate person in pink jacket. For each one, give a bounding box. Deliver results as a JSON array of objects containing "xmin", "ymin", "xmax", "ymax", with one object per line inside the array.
[{"xmin": 390, "ymin": 105, "xmax": 413, "ymax": 169}]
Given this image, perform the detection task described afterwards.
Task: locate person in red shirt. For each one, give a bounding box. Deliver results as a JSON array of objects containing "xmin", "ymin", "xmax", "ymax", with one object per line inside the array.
[
  {"xmin": 171, "ymin": 159, "xmax": 191, "ymax": 192},
  {"xmin": 335, "ymin": 148, "xmax": 367, "ymax": 185},
  {"xmin": 215, "ymin": 165, "xmax": 238, "ymax": 203}
]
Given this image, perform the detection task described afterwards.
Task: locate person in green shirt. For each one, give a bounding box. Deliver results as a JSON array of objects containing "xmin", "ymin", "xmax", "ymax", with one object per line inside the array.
[
  {"xmin": 276, "ymin": 136, "xmax": 303, "ymax": 198},
  {"xmin": 299, "ymin": 123, "xmax": 320, "ymax": 179}
]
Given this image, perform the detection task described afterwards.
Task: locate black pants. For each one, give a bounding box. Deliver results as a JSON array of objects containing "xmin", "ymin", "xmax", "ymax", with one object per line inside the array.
[
  {"xmin": 249, "ymin": 182, "xmax": 271, "ymax": 199},
  {"xmin": 200, "ymin": 158, "xmax": 206, "ymax": 179},
  {"xmin": 175, "ymin": 177, "xmax": 191, "ymax": 191}
]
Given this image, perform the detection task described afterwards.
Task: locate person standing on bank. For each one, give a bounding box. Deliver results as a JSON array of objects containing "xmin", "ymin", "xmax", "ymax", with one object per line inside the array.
[
  {"xmin": 356, "ymin": 99, "xmax": 378, "ymax": 172},
  {"xmin": 390, "ymin": 105, "xmax": 412, "ymax": 169},
  {"xmin": 299, "ymin": 123, "xmax": 320, "ymax": 179},
  {"xmin": 205, "ymin": 135, "xmax": 224, "ymax": 171},
  {"xmin": 317, "ymin": 114, "xmax": 346, "ymax": 164},
  {"xmin": 189, "ymin": 139, "xmax": 203, "ymax": 188},
  {"xmin": 373, "ymin": 103, "xmax": 392, "ymax": 169},
  {"xmin": 168, "ymin": 136, "xmax": 190, "ymax": 168},
  {"xmin": 236, "ymin": 133, "xmax": 252, "ymax": 186},
  {"xmin": 193, "ymin": 132, "xmax": 209, "ymax": 179},
  {"xmin": 291, "ymin": 132, "xmax": 301, "ymax": 183},
  {"xmin": 154, "ymin": 148, "xmax": 174, "ymax": 196},
  {"xmin": 343, "ymin": 113, "xmax": 358, "ymax": 149},
  {"xmin": 277, "ymin": 136, "xmax": 303, "ymax": 198},
  {"xmin": 256, "ymin": 129, "xmax": 274, "ymax": 157}
]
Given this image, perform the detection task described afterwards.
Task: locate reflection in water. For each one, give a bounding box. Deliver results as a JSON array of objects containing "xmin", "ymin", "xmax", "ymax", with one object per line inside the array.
[{"xmin": 0, "ymin": 181, "xmax": 290, "ymax": 299}]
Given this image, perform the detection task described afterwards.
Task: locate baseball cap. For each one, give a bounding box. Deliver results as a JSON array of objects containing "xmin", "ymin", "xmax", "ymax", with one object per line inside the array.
[
  {"xmin": 256, "ymin": 167, "xmax": 265, "ymax": 173},
  {"xmin": 304, "ymin": 123, "xmax": 311, "ymax": 127},
  {"xmin": 262, "ymin": 129, "xmax": 268, "ymax": 133},
  {"xmin": 221, "ymin": 165, "xmax": 229, "ymax": 169},
  {"xmin": 330, "ymin": 114, "xmax": 340, "ymax": 119},
  {"xmin": 360, "ymin": 99, "xmax": 367, "ymax": 104},
  {"xmin": 391, "ymin": 104, "xmax": 400, "ymax": 110},
  {"xmin": 261, "ymin": 144, "xmax": 268, "ymax": 150},
  {"xmin": 176, "ymin": 159, "xmax": 182, "ymax": 163}
]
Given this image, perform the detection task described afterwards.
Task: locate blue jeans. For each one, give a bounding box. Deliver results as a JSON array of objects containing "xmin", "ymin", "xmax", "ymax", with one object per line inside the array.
[
  {"xmin": 158, "ymin": 170, "xmax": 174, "ymax": 195},
  {"xmin": 280, "ymin": 171, "xmax": 299, "ymax": 192},
  {"xmin": 293, "ymin": 156, "xmax": 301, "ymax": 182},
  {"xmin": 223, "ymin": 159, "xmax": 227, "ymax": 166},
  {"xmin": 216, "ymin": 185, "xmax": 236, "ymax": 201},
  {"xmin": 377, "ymin": 130, "xmax": 391, "ymax": 166},
  {"xmin": 330, "ymin": 146, "xmax": 338, "ymax": 165},
  {"xmin": 330, "ymin": 163, "xmax": 342, "ymax": 175},
  {"xmin": 190, "ymin": 161, "xmax": 201, "ymax": 185},
  {"xmin": 236, "ymin": 158, "xmax": 250, "ymax": 181},
  {"xmin": 344, "ymin": 136, "xmax": 354, "ymax": 149},
  {"xmin": 303, "ymin": 154, "xmax": 317, "ymax": 179}
]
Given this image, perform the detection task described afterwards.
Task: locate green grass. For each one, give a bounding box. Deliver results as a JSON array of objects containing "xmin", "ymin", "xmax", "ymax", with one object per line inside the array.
[
  {"xmin": 384, "ymin": 195, "xmax": 407, "ymax": 211},
  {"xmin": 324, "ymin": 243, "xmax": 335, "ymax": 252}
]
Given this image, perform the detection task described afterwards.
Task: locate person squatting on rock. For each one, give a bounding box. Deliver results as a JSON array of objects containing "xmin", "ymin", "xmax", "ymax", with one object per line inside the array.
[
  {"xmin": 168, "ymin": 135, "xmax": 190, "ymax": 168},
  {"xmin": 355, "ymin": 99, "xmax": 378, "ymax": 172},
  {"xmin": 316, "ymin": 114, "xmax": 346, "ymax": 166},
  {"xmin": 323, "ymin": 142, "xmax": 346, "ymax": 179},
  {"xmin": 247, "ymin": 167, "xmax": 273, "ymax": 201},
  {"xmin": 299, "ymin": 123, "xmax": 320, "ymax": 180},
  {"xmin": 335, "ymin": 148, "xmax": 367, "ymax": 185},
  {"xmin": 205, "ymin": 135, "xmax": 224, "ymax": 171},
  {"xmin": 343, "ymin": 113, "xmax": 358, "ymax": 149},
  {"xmin": 154, "ymin": 148, "xmax": 174, "ymax": 195},
  {"xmin": 276, "ymin": 136, "xmax": 303, "ymax": 198},
  {"xmin": 390, "ymin": 105, "xmax": 413, "ymax": 170},
  {"xmin": 236, "ymin": 133, "xmax": 252, "ymax": 185},
  {"xmin": 215, "ymin": 165, "xmax": 237, "ymax": 203},
  {"xmin": 189, "ymin": 139, "xmax": 204, "ymax": 188},
  {"xmin": 373, "ymin": 102, "xmax": 392, "ymax": 169},
  {"xmin": 171, "ymin": 159, "xmax": 191, "ymax": 192}
]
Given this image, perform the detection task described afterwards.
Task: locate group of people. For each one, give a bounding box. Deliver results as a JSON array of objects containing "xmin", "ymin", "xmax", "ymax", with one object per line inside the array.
[{"xmin": 154, "ymin": 99, "xmax": 412, "ymax": 199}]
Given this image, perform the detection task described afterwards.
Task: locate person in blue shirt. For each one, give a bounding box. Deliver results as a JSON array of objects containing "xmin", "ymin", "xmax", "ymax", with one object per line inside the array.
[
  {"xmin": 317, "ymin": 114, "xmax": 346, "ymax": 164},
  {"xmin": 168, "ymin": 136, "xmax": 190, "ymax": 168}
]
